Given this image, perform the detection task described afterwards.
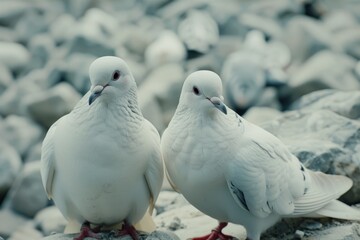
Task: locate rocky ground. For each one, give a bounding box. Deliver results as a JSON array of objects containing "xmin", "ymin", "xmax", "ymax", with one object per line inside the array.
[{"xmin": 0, "ymin": 0, "xmax": 360, "ymax": 239}]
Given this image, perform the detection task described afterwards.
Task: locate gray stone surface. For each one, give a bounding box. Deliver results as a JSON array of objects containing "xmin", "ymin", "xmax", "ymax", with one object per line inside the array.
[
  {"xmin": 290, "ymin": 90, "xmax": 360, "ymax": 119},
  {"xmin": 24, "ymin": 82, "xmax": 81, "ymax": 128},
  {"xmin": 0, "ymin": 209, "xmax": 28, "ymax": 238},
  {"xmin": 0, "ymin": 115, "xmax": 44, "ymax": 157},
  {"xmin": 286, "ymin": 50, "xmax": 359, "ymax": 102},
  {"xmin": 34, "ymin": 206, "xmax": 67, "ymax": 236},
  {"xmin": 42, "ymin": 230, "xmax": 179, "ymax": 240},
  {"xmin": 0, "ymin": 41, "xmax": 30, "ymax": 71},
  {"xmin": 0, "ymin": 63, "xmax": 13, "ymax": 94},
  {"xmin": 4, "ymin": 161, "xmax": 49, "ymax": 218},
  {"xmin": 0, "ymin": 140, "xmax": 21, "ymax": 202}
]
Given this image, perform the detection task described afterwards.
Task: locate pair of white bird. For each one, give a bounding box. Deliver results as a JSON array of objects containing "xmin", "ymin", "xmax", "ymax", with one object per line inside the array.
[{"xmin": 41, "ymin": 56, "xmax": 360, "ymax": 240}]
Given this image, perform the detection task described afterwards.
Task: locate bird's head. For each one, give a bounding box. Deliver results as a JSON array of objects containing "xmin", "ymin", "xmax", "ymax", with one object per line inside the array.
[
  {"xmin": 88, "ymin": 56, "xmax": 136, "ymax": 105},
  {"xmin": 179, "ymin": 70, "xmax": 227, "ymax": 115}
]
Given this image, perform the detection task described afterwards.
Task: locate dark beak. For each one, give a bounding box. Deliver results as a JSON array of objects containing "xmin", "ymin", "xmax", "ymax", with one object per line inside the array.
[
  {"xmin": 209, "ymin": 97, "xmax": 227, "ymax": 115},
  {"xmin": 88, "ymin": 85, "xmax": 106, "ymax": 105}
]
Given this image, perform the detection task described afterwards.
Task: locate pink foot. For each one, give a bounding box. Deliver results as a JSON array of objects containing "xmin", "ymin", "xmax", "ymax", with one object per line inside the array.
[
  {"xmin": 192, "ymin": 222, "xmax": 235, "ymax": 240},
  {"xmin": 74, "ymin": 222, "xmax": 101, "ymax": 240},
  {"xmin": 114, "ymin": 221, "xmax": 139, "ymax": 240}
]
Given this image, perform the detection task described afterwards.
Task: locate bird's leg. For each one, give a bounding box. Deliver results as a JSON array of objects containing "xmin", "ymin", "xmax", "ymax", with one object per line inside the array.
[
  {"xmin": 191, "ymin": 222, "xmax": 235, "ymax": 240},
  {"xmin": 114, "ymin": 221, "xmax": 139, "ymax": 240},
  {"xmin": 73, "ymin": 222, "xmax": 101, "ymax": 240}
]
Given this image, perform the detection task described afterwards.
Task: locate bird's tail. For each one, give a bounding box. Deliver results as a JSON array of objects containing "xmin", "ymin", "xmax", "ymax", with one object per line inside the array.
[{"xmin": 313, "ymin": 199, "xmax": 360, "ymax": 221}]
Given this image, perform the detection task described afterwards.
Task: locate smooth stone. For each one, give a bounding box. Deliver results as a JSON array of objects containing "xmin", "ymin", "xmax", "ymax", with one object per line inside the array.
[
  {"xmin": 34, "ymin": 206, "xmax": 67, "ymax": 236},
  {"xmin": 286, "ymin": 50, "xmax": 359, "ymax": 103},
  {"xmin": 24, "ymin": 82, "xmax": 82, "ymax": 128},
  {"xmin": 0, "ymin": 41, "xmax": 30, "ymax": 71},
  {"xmin": 0, "ymin": 26, "xmax": 17, "ymax": 42},
  {"xmin": 42, "ymin": 230, "xmax": 179, "ymax": 240},
  {"xmin": 28, "ymin": 34, "xmax": 55, "ymax": 70},
  {"xmin": 0, "ymin": 1, "xmax": 30, "ymax": 26},
  {"xmin": 290, "ymin": 90, "xmax": 360, "ymax": 120},
  {"xmin": 243, "ymin": 107, "xmax": 282, "ymax": 125},
  {"xmin": 24, "ymin": 142, "xmax": 42, "ymax": 163},
  {"xmin": 0, "ymin": 140, "xmax": 22, "ymax": 202},
  {"xmin": 0, "ymin": 209, "xmax": 29, "ymax": 238},
  {"xmin": 155, "ymin": 204, "xmax": 246, "ymax": 240},
  {"xmin": 145, "ymin": 30, "xmax": 186, "ymax": 69},
  {"xmin": 3, "ymin": 161, "xmax": 49, "ymax": 218},
  {"xmin": 0, "ymin": 63, "xmax": 13, "ymax": 94},
  {"xmin": 239, "ymin": 13, "xmax": 283, "ymax": 39},
  {"xmin": 62, "ymin": 0, "xmax": 93, "ymax": 18},
  {"xmin": 0, "ymin": 69, "xmax": 46, "ymax": 116},
  {"xmin": 8, "ymin": 222, "xmax": 43, "ymax": 240},
  {"xmin": 0, "ymin": 115, "xmax": 44, "ymax": 157},
  {"xmin": 49, "ymin": 14, "xmax": 76, "ymax": 44},
  {"xmin": 178, "ymin": 9, "xmax": 219, "ymax": 54},
  {"xmin": 284, "ymin": 16, "xmax": 335, "ymax": 63},
  {"xmin": 323, "ymin": 10, "xmax": 358, "ymax": 33},
  {"xmin": 62, "ymin": 53, "xmax": 96, "ymax": 94}
]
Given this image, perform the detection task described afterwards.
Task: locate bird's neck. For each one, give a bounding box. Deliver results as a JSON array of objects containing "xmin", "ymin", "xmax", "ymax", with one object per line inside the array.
[{"xmin": 73, "ymin": 88, "xmax": 144, "ymax": 133}]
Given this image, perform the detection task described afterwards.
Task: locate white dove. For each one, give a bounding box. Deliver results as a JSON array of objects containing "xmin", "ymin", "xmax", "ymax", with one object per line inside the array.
[
  {"xmin": 40, "ymin": 56, "xmax": 164, "ymax": 240},
  {"xmin": 161, "ymin": 70, "xmax": 360, "ymax": 240}
]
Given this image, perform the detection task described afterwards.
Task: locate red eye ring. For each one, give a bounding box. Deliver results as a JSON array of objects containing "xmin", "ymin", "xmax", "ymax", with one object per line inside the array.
[
  {"xmin": 112, "ymin": 70, "xmax": 120, "ymax": 80},
  {"xmin": 193, "ymin": 86, "xmax": 200, "ymax": 95}
]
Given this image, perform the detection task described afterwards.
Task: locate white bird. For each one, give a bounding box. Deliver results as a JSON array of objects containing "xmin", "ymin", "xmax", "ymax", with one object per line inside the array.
[
  {"xmin": 161, "ymin": 70, "xmax": 360, "ymax": 240},
  {"xmin": 40, "ymin": 56, "xmax": 164, "ymax": 240}
]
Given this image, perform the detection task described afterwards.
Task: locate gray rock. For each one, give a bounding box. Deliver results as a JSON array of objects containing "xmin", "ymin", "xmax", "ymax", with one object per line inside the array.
[
  {"xmin": 155, "ymin": 191, "xmax": 181, "ymax": 215},
  {"xmin": 0, "ymin": 26, "xmax": 17, "ymax": 42},
  {"xmin": 65, "ymin": 21, "xmax": 115, "ymax": 57},
  {"xmin": 239, "ymin": 13, "xmax": 283, "ymax": 39},
  {"xmin": 0, "ymin": 115, "xmax": 44, "ymax": 157},
  {"xmin": 138, "ymin": 64, "xmax": 185, "ymax": 133},
  {"xmin": 25, "ymin": 142, "xmax": 42, "ymax": 163},
  {"xmin": 14, "ymin": 8, "xmax": 50, "ymax": 44},
  {"xmin": 261, "ymin": 109, "xmax": 360, "ymax": 204},
  {"xmin": 24, "ymin": 82, "xmax": 82, "ymax": 128},
  {"xmin": 42, "ymin": 230, "xmax": 179, "ymax": 240},
  {"xmin": 34, "ymin": 206, "xmax": 66, "ymax": 236},
  {"xmin": 286, "ymin": 50, "xmax": 359, "ymax": 102},
  {"xmin": 0, "ymin": 41, "xmax": 30, "ymax": 71},
  {"xmin": 0, "ymin": 63, "xmax": 13, "ymax": 94},
  {"xmin": 4, "ymin": 161, "xmax": 48, "ymax": 218},
  {"xmin": 290, "ymin": 90, "xmax": 360, "ymax": 119},
  {"xmin": 62, "ymin": 53, "xmax": 96, "ymax": 94},
  {"xmin": 300, "ymin": 219, "xmax": 323, "ymax": 230},
  {"xmin": 178, "ymin": 9, "xmax": 219, "ymax": 54},
  {"xmin": 0, "ymin": 140, "xmax": 21, "ymax": 202},
  {"xmin": 323, "ymin": 10, "xmax": 358, "ymax": 33},
  {"xmin": 49, "ymin": 14, "xmax": 77, "ymax": 44},
  {"xmin": 243, "ymin": 107, "xmax": 282, "ymax": 126},
  {"xmin": 155, "ymin": 204, "xmax": 245, "ymax": 240},
  {"xmin": 63, "ymin": 0, "xmax": 93, "ymax": 18},
  {"xmin": 335, "ymin": 27, "xmax": 360, "ymax": 60},
  {"xmin": 8, "ymin": 222, "xmax": 43, "ymax": 240},
  {"xmin": 0, "ymin": 70, "xmax": 45, "ymax": 116},
  {"xmin": 28, "ymin": 34, "xmax": 55, "ymax": 70},
  {"xmin": 284, "ymin": 16, "xmax": 335, "ymax": 63},
  {"xmin": 0, "ymin": 210, "xmax": 29, "ymax": 238},
  {"xmin": 0, "ymin": 1, "xmax": 30, "ymax": 26},
  {"xmin": 144, "ymin": 30, "xmax": 186, "ymax": 69}
]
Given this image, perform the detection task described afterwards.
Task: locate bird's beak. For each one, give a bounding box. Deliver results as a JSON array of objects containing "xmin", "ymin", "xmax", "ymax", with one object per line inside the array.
[
  {"xmin": 89, "ymin": 84, "xmax": 107, "ymax": 105},
  {"xmin": 209, "ymin": 96, "xmax": 227, "ymax": 115}
]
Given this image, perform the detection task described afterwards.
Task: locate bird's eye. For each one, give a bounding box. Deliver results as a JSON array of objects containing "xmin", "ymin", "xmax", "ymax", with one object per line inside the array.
[
  {"xmin": 112, "ymin": 70, "xmax": 120, "ymax": 81},
  {"xmin": 193, "ymin": 86, "xmax": 200, "ymax": 95}
]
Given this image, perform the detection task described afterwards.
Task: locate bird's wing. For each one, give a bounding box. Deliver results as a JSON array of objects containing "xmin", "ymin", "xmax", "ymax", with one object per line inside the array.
[
  {"xmin": 291, "ymin": 171, "xmax": 352, "ymax": 216},
  {"xmin": 40, "ymin": 116, "xmax": 66, "ymax": 199},
  {"xmin": 226, "ymin": 115, "xmax": 353, "ymax": 219},
  {"xmin": 225, "ymin": 115, "xmax": 304, "ymax": 218},
  {"xmin": 143, "ymin": 119, "xmax": 164, "ymax": 214}
]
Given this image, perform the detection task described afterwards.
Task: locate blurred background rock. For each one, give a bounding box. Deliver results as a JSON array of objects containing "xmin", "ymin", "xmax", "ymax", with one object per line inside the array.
[{"xmin": 0, "ymin": 0, "xmax": 360, "ymax": 239}]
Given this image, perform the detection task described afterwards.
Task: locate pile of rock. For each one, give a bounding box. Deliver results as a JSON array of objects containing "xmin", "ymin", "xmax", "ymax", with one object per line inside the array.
[{"xmin": 0, "ymin": 0, "xmax": 360, "ymax": 239}]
